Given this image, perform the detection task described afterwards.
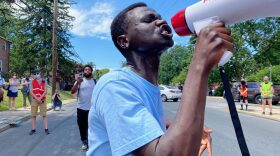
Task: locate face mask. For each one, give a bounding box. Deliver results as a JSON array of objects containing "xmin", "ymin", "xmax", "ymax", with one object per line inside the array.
[
  {"xmin": 83, "ymin": 73, "xmax": 92, "ymax": 78},
  {"xmin": 13, "ymin": 76, "xmax": 16, "ymax": 79},
  {"xmin": 34, "ymin": 74, "xmax": 41, "ymax": 79}
]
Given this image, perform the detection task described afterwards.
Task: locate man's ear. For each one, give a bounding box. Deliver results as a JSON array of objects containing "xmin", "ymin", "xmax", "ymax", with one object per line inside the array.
[{"xmin": 117, "ymin": 35, "xmax": 129, "ymax": 50}]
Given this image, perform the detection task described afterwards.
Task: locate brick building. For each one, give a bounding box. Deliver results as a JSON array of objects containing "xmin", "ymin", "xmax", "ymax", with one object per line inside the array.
[{"xmin": 0, "ymin": 36, "xmax": 10, "ymax": 72}]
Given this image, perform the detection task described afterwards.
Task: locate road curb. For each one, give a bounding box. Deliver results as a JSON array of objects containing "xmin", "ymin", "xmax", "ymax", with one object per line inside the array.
[
  {"xmin": 207, "ymin": 96, "xmax": 224, "ymax": 99},
  {"xmin": 0, "ymin": 99, "xmax": 76, "ymax": 133},
  {"xmin": 237, "ymin": 110, "xmax": 280, "ymax": 122}
]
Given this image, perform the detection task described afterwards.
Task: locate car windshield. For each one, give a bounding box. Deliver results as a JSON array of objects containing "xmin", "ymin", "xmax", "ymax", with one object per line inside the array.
[{"xmin": 166, "ymin": 86, "xmax": 176, "ymax": 89}]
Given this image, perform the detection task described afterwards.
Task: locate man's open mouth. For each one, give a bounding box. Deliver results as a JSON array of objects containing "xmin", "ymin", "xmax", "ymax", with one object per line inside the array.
[{"xmin": 160, "ymin": 24, "xmax": 173, "ymax": 39}]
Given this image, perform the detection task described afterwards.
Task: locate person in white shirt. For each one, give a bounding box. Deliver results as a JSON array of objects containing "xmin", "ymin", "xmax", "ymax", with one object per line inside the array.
[
  {"xmin": 71, "ymin": 65, "xmax": 96, "ymax": 150},
  {"xmin": 7, "ymin": 73, "xmax": 20, "ymax": 111}
]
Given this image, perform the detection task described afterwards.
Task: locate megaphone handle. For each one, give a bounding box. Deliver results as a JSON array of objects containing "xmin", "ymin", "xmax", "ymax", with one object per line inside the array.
[
  {"xmin": 193, "ymin": 16, "xmax": 233, "ymax": 66},
  {"xmin": 218, "ymin": 51, "xmax": 233, "ymax": 66}
]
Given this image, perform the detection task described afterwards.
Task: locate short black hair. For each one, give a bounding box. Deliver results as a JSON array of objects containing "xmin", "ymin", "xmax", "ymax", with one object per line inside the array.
[
  {"xmin": 83, "ymin": 65, "xmax": 93, "ymax": 72},
  {"xmin": 111, "ymin": 2, "xmax": 147, "ymax": 56}
]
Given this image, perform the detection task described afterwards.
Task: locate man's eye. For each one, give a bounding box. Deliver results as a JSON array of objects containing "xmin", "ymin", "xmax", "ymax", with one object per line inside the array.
[
  {"xmin": 143, "ymin": 15, "xmax": 156, "ymax": 23},
  {"xmin": 143, "ymin": 18, "xmax": 153, "ymax": 23}
]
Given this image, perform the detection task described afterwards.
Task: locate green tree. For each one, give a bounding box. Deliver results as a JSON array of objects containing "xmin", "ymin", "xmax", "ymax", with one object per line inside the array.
[
  {"xmin": 233, "ymin": 18, "xmax": 280, "ymax": 67},
  {"xmin": 159, "ymin": 45, "xmax": 191, "ymax": 85},
  {"xmin": 1, "ymin": 0, "xmax": 78, "ymax": 77},
  {"xmin": 247, "ymin": 65, "xmax": 280, "ymax": 84},
  {"xmin": 95, "ymin": 68, "xmax": 110, "ymax": 80},
  {"xmin": 86, "ymin": 61, "xmax": 96, "ymax": 69}
]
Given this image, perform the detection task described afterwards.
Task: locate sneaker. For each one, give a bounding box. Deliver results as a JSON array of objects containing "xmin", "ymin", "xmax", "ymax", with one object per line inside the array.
[
  {"xmin": 29, "ymin": 129, "xmax": 36, "ymax": 135},
  {"xmin": 270, "ymin": 112, "xmax": 272, "ymax": 115},
  {"xmin": 262, "ymin": 112, "xmax": 265, "ymax": 115},
  {"xmin": 45, "ymin": 129, "xmax": 50, "ymax": 135},
  {"xmin": 81, "ymin": 144, "xmax": 88, "ymax": 150}
]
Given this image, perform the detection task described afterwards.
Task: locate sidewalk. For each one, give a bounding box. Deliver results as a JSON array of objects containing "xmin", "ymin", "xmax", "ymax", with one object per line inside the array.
[
  {"xmin": 236, "ymin": 103, "xmax": 280, "ymax": 122},
  {"xmin": 208, "ymin": 96, "xmax": 280, "ymax": 122},
  {"xmin": 0, "ymin": 99, "xmax": 76, "ymax": 133}
]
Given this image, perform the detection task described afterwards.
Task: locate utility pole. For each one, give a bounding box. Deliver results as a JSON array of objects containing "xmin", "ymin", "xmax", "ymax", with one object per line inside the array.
[
  {"xmin": 270, "ymin": 64, "xmax": 272, "ymax": 82},
  {"xmin": 52, "ymin": 0, "xmax": 58, "ymax": 95}
]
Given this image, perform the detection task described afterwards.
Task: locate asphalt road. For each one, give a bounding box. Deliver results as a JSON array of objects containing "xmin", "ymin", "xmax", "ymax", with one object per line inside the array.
[
  {"xmin": 163, "ymin": 98, "xmax": 280, "ymax": 156},
  {"xmin": 0, "ymin": 103, "xmax": 84, "ymax": 156},
  {"xmin": 0, "ymin": 98, "xmax": 279, "ymax": 156}
]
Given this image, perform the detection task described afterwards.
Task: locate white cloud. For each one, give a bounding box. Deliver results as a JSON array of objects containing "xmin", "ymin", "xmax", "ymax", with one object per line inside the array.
[{"xmin": 69, "ymin": 2, "xmax": 114, "ymax": 40}]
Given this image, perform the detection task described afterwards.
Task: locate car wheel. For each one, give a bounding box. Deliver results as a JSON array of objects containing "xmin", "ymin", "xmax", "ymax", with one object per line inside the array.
[
  {"xmin": 173, "ymin": 98, "xmax": 178, "ymax": 102},
  {"xmin": 254, "ymin": 95, "xmax": 262, "ymax": 104},
  {"xmin": 161, "ymin": 94, "xmax": 167, "ymax": 102},
  {"xmin": 272, "ymin": 101, "xmax": 279, "ymax": 105}
]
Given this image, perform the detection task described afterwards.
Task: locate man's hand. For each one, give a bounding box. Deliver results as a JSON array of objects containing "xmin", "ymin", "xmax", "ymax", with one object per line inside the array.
[
  {"xmin": 76, "ymin": 77, "xmax": 83, "ymax": 85},
  {"xmin": 193, "ymin": 22, "xmax": 234, "ymax": 73},
  {"xmin": 203, "ymin": 126, "xmax": 212, "ymax": 138}
]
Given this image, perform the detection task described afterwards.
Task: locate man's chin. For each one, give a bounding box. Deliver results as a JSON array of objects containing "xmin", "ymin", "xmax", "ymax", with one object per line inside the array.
[{"xmin": 160, "ymin": 39, "xmax": 174, "ymax": 50}]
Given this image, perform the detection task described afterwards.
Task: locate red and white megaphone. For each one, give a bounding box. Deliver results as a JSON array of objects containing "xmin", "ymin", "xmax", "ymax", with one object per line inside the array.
[{"xmin": 171, "ymin": 0, "xmax": 280, "ymax": 66}]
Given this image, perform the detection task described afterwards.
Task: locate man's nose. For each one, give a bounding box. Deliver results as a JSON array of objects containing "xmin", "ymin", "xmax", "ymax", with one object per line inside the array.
[{"xmin": 155, "ymin": 19, "xmax": 167, "ymax": 26}]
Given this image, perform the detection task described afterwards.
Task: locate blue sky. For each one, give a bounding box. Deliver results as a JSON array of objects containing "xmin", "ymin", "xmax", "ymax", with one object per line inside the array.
[{"xmin": 69, "ymin": 0, "xmax": 198, "ymax": 69}]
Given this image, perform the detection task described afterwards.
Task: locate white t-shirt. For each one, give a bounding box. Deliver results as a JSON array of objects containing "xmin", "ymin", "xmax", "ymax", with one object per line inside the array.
[
  {"xmin": 9, "ymin": 79, "xmax": 20, "ymax": 93},
  {"xmin": 75, "ymin": 78, "xmax": 95, "ymax": 110}
]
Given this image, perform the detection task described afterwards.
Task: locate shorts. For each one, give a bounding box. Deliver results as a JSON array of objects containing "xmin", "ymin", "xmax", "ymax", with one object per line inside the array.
[
  {"xmin": 31, "ymin": 99, "xmax": 47, "ymax": 117},
  {"xmin": 262, "ymin": 97, "xmax": 272, "ymax": 100},
  {"xmin": 7, "ymin": 91, "xmax": 18, "ymax": 97},
  {"xmin": 240, "ymin": 96, "xmax": 248, "ymax": 103}
]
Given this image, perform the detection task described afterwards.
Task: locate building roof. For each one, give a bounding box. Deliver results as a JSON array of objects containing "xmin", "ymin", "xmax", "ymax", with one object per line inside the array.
[{"xmin": 0, "ymin": 36, "xmax": 11, "ymax": 43}]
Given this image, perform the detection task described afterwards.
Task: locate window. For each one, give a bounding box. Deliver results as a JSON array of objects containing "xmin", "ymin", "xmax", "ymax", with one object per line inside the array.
[
  {"xmin": 247, "ymin": 83, "xmax": 258, "ymax": 88},
  {"xmin": 159, "ymin": 87, "xmax": 164, "ymax": 90},
  {"xmin": 2, "ymin": 42, "xmax": 6, "ymax": 50},
  {"xmin": 166, "ymin": 86, "xmax": 176, "ymax": 89}
]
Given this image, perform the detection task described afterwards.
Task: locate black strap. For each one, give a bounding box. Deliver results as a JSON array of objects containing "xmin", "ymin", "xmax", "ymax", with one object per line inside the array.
[
  {"xmin": 219, "ymin": 66, "xmax": 250, "ymax": 156},
  {"xmin": 77, "ymin": 82, "xmax": 80, "ymax": 102}
]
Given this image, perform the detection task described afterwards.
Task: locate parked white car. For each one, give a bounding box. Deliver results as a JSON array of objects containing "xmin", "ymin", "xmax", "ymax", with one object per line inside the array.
[{"xmin": 159, "ymin": 85, "xmax": 182, "ymax": 102}]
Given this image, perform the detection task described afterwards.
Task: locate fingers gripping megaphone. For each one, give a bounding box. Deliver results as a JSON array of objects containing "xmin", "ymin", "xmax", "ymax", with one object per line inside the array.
[{"xmin": 171, "ymin": 0, "xmax": 280, "ymax": 66}]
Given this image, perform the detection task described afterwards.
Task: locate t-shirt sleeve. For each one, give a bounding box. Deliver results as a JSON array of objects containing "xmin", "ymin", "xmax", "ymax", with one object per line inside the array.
[{"xmin": 96, "ymin": 81, "xmax": 164, "ymax": 156}]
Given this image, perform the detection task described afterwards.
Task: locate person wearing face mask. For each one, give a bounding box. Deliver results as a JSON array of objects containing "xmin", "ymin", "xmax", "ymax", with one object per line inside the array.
[
  {"xmin": 7, "ymin": 73, "xmax": 20, "ymax": 111},
  {"xmin": 260, "ymin": 76, "xmax": 274, "ymax": 115},
  {"xmin": 29, "ymin": 70, "xmax": 49, "ymax": 135},
  {"xmin": 239, "ymin": 79, "xmax": 248, "ymax": 110},
  {"xmin": 71, "ymin": 65, "xmax": 96, "ymax": 151}
]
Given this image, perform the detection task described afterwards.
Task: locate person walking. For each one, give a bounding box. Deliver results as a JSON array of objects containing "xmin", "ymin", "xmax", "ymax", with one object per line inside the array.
[
  {"xmin": 239, "ymin": 79, "xmax": 248, "ymax": 110},
  {"xmin": 7, "ymin": 73, "xmax": 20, "ymax": 111},
  {"xmin": 21, "ymin": 77, "xmax": 31, "ymax": 109},
  {"xmin": 260, "ymin": 76, "xmax": 274, "ymax": 115},
  {"xmin": 71, "ymin": 65, "xmax": 96, "ymax": 150},
  {"xmin": 29, "ymin": 70, "xmax": 49, "ymax": 135},
  {"xmin": 0, "ymin": 72, "xmax": 5, "ymax": 103}
]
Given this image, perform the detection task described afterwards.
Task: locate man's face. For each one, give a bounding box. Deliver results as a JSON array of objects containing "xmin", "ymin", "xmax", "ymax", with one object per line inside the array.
[
  {"xmin": 264, "ymin": 76, "xmax": 269, "ymax": 82},
  {"xmin": 125, "ymin": 7, "xmax": 174, "ymax": 55},
  {"xmin": 32, "ymin": 72, "xmax": 41, "ymax": 79},
  {"xmin": 84, "ymin": 67, "xmax": 92, "ymax": 74}
]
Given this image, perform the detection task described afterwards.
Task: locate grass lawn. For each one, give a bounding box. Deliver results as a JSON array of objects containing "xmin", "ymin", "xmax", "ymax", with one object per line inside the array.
[{"xmin": 0, "ymin": 87, "xmax": 75, "ymax": 111}]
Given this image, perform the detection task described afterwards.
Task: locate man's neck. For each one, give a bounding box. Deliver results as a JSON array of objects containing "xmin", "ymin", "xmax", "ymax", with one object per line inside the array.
[
  {"xmin": 84, "ymin": 77, "xmax": 92, "ymax": 80},
  {"xmin": 127, "ymin": 53, "xmax": 160, "ymax": 85}
]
